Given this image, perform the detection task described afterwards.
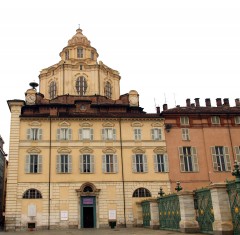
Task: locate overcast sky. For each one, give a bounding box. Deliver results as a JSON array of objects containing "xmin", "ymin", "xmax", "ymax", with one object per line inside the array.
[{"xmin": 1, "ymin": 0, "xmax": 240, "ymax": 152}]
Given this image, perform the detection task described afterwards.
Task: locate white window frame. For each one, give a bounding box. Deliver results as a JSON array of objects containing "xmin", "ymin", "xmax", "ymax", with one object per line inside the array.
[
  {"xmin": 235, "ymin": 116, "xmax": 240, "ymax": 124},
  {"xmin": 180, "ymin": 116, "xmax": 189, "ymax": 126},
  {"xmin": 211, "ymin": 146, "xmax": 231, "ymax": 171},
  {"xmin": 25, "ymin": 154, "xmax": 42, "ymax": 173},
  {"xmin": 132, "ymin": 154, "xmax": 148, "ymax": 173},
  {"xmin": 134, "ymin": 128, "xmax": 141, "ymax": 140},
  {"xmin": 79, "ymin": 128, "xmax": 93, "ymax": 140},
  {"xmin": 57, "ymin": 128, "xmax": 72, "ymax": 140},
  {"xmin": 80, "ymin": 154, "xmax": 94, "ymax": 173},
  {"xmin": 102, "ymin": 128, "xmax": 116, "ymax": 141},
  {"xmin": 154, "ymin": 154, "xmax": 169, "ymax": 172},
  {"xmin": 27, "ymin": 128, "xmax": 42, "ymax": 140},
  {"xmin": 151, "ymin": 128, "xmax": 162, "ymax": 140},
  {"xmin": 77, "ymin": 47, "xmax": 84, "ymax": 58},
  {"xmin": 102, "ymin": 154, "xmax": 118, "ymax": 173},
  {"xmin": 235, "ymin": 146, "xmax": 240, "ymax": 163},
  {"xmin": 57, "ymin": 154, "xmax": 72, "ymax": 173},
  {"xmin": 179, "ymin": 147, "xmax": 199, "ymax": 172},
  {"xmin": 211, "ymin": 116, "xmax": 220, "ymax": 125},
  {"xmin": 181, "ymin": 128, "xmax": 190, "ymax": 140}
]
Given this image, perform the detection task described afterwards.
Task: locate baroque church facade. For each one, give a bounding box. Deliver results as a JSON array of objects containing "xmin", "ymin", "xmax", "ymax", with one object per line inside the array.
[{"xmin": 5, "ymin": 28, "xmax": 169, "ymax": 230}]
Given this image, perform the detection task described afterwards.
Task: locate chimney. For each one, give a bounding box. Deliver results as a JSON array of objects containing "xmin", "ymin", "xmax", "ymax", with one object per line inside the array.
[
  {"xmin": 194, "ymin": 98, "xmax": 200, "ymax": 107},
  {"xmin": 186, "ymin": 98, "xmax": 191, "ymax": 107},
  {"xmin": 163, "ymin": 104, "xmax": 168, "ymax": 111},
  {"xmin": 235, "ymin": 98, "xmax": 240, "ymax": 107},
  {"xmin": 191, "ymin": 103, "xmax": 195, "ymax": 107},
  {"xmin": 156, "ymin": 106, "xmax": 160, "ymax": 114},
  {"xmin": 223, "ymin": 98, "xmax": 229, "ymax": 106},
  {"xmin": 205, "ymin": 98, "xmax": 211, "ymax": 107},
  {"xmin": 216, "ymin": 98, "xmax": 222, "ymax": 107}
]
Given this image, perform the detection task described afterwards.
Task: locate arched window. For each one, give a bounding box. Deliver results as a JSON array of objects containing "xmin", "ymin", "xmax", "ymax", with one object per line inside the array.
[
  {"xmin": 65, "ymin": 50, "xmax": 69, "ymax": 60},
  {"xmin": 76, "ymin": 76, "xmax": 87, "ymax": 95},
  {"xmin": 49, "ymin": 81, "xmax": 57, "ymax": 99},
  {"xmin": 83, "ymin": 186, "xmax": 93, "ymax": 192},
  {"xmin": 105, "ymin": 81, "xmax": 112, "ymax": 99},
  {"xmin": 77, "ymin": 47, "xmax": 84, "ymax": 58},
  {"xmin": 133, "ymin": 188, "xmax": 151, "ymax": 197},
  {"xmin": 23, "ymin": 189, "xmax": 42, "ymax": 199}
]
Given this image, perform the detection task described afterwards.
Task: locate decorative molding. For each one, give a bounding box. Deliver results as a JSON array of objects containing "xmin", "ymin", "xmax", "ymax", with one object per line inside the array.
[
  {"xmin": 27, "ymin": 147, "xmax": 41, "ymax": 154},
  {"xmin": 80, "ymin": 122, "xmax": 92, "ymax": 127},
  {"xmin": 79, "ymin": 147, "xmax": 93, "ymax": 153},
  {"xmin": 58, "ymin": 121, "xmax": 70, "ymax": 127},
  {"xmin": 131, "ymin": 122, "xmax": 143, "ymax": 127},
  {"xmin": 29, "ymin": 121, "xmax": 41, "ymax": 126},
  {"xmin": 102, "ymin": 147, "xmax": 116, "ymax": 154},
  {"xmin": 151, "ymin": 122, "xmax": 164, "ymax": 127},
  {"xmin": 153, "ymin": 146, "xmax": 167, "ymax": 153},
  {"xmin": 132, "ymin": 147, "xmax": 145, "ymax": 154},
  {"xmin": 75, "ymin": 182, "xmax": 101, "ymax": 197},
  {"xmin": 57, "ymin": 147, "xmax": 72, "ymax": 153},
  {"xmin": 102, "ymin": 122, "xmax": 114, "ymax": 127}
]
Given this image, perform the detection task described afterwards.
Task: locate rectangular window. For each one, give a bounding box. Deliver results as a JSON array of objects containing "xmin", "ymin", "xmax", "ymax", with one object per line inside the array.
[
  {"xmin": 211, "ymin": 116, "xmax": 220, "ymax": 124},
  {"xmin": 179, "ymin": 147, "xmax": 199, "ymax": 172},
  {"xmin": 57, "ymin": 128, "xmax": 72, "ymax": 140},
  {"xmin": 132, "ymin": 154, "xmax": 148, "ymax": 173},
  {"xmin": 65, "ymin": 50, "xmax": 69, "ymax": 60},
  {"xmin": 134, "ymin": 128, "xmax": 141, "ymax": 140},
  {"xmin": 91, "ymin": 51, "xmax": 94, "ymax": 60},
  {"xmin": 180, "ymin": 116, "xmax": 189, "ymax": 126},
  {"xmin": 25, "ymin": 154, "xmax": 42, "ymax": 173},
  {"xmin": 211, "ymin": 146, "xmax": 231, "ymax": 171},
  {"xmin": 182, "ymin": 128, "xmax": 190, "ymax": 140},
  {"xmin": 79, "ymin": 128, "xmax": 93, "ymax": 140},
  {"xmin": 151, "ymin": 128, "xmax": 162, "ymax": 140},
  {"xmin": 102, "ymin": 154, "xmax": 118, "ymax": 173},
  {"xmin": 235, "ymin": 146, "xmax": 240, "ymax": 163},
  {"xmin": 77, "ymin": 47, "xmax": 83, "ymax": 58},
  {"xmin": 102, "ymin": 128, "xmax": 116, "ymax": 140},
  {"xmin": 27, "ymin": 128, "xmax": 42, "ymax": 140},
  {"xmin": 235, "ymin": 116, "xmax": 240, "ymax": 124},
  {"xmin": 57, "ymin": 154, "xmax": 72, "ymax": 173},
  {"xmin": 154, "ymin": 154, "xmax": 169, "ymax": 172},
  {"xmin": 80, "ymin": 154, "xmax": 94, "ymax": 173}
]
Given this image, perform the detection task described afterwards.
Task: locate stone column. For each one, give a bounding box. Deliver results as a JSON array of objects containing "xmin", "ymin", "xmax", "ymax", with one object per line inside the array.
[
  {"xmin": 178, "ymin": 191, "xmax": 200, "ymax": 233},
  {"xmin": 149, "ymin": 199, "xmax": 159, "ymax": 229},
  {"xmin": 209, "ymin": 183, "xmax": 233, "ymax": 235}
]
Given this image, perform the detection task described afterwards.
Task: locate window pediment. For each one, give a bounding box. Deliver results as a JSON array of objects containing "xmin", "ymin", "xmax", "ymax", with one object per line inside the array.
[
  {"xmin": 151, "ymin": 122, "xmax": 163, "ymax": 127},
  {"xmin": 131, "ymin": 122, "xmax": 143, "ymax": 127},
  {"xmin": 102, "ymin": 122, "xmax": 115, "ymax": 127},
  {"xmin": 132, "ymin": 147, "xmax": 145, "ymax": 154},
  {"xmin": 57, "ymin": 147, "xmax": 71, "ymax": 153},
  {"xmin": 153, "ymin": 147, "xmax": 166, "ymax": 154},
  {"xmin": 102, "ymin": 147, "xmax": 116, "ymax": 154},
  {"xmin": 58, "ymin": 121, "xmax": 70, "ymax": 127},
  {"xmin": 80, "ymin": 147, "xmax": 93, "ymax": 153},
  {"xmin": 29, "ymin": 121, "xmax": 41, "ymax": 126},
  {"xmin": 27, "ymin": 147, "xmax": 41, "ymax": 154},
  {"xmin": 80, "ymin": 122, "xmax": 92, "ymax": 127}
]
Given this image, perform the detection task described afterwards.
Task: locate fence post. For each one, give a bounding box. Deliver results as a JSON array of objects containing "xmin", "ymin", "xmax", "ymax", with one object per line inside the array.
[
  {"xmin": 178, "ymin": 191, "xmax": 200, "ymax": 233},
  {"xmin": 209, "ymin": 183, "xmax": 233, "ymax": 235}
]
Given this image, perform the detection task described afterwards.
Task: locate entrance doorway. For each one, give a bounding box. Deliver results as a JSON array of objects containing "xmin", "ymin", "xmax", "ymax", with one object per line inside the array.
[
  {"xmin": 83, "ymin": 207, "xmax": 94, "ymax": 228},
  {"xmin": 81, "ymin": 196, "xmax": 96, "ymax": 228}
]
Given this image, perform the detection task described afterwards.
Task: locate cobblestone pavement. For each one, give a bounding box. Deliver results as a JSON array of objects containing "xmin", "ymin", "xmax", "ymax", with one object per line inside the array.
[{"xmin": 0, "ymin": 228, "xmax": 202, "ymax": 235}]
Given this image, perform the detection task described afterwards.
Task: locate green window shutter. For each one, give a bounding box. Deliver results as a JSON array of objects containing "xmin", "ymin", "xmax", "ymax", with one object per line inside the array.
[
  {"xmin": 102, "ymin": 155, "xmax": 106, "ymax": 173},
  {"xmin": 80, "ymin": 155, "xmax": 83, "ymax": 173},
  {"xmin": 68, "ymin": 129, "xmax": 72, "ymax": 140},
  {"xmin": 211, "ymin": 146, "xmax": 218, "ymax": 171},
  {"xmin": 132, "ymin": 155, "xmax": 136, "ymax": 172},
  {"xmin": 57, "ymin": 155, "xmax": 61, "ymax": 173},
  {"xmin": 68, "ymin": 155, "xmax": 72, "ymax": 173},
  {"xmin": 224, "ymin": 147, "xmax": 231, "ymax": 171},
  {"xmin": 178, "ymin": 147, "xmax": 185, "ymax": 172},
  {"xmin": 90, "ymin": 129, "xmax": 94, "ymax": 140},
  {"xmin": 38, "ymin": 155, "xmax": 42, "ymax": 173},
  {"xmin": 25, "ymin": 155, "xmax": 30, "ymax": 173},
  {"xmin": 57, "ymin": 129, "xmax": 60, "ymax": 140},
  {"xmin": 113, "ymin": 129, "xmax": 116, "ymax": 140},
  {"xmin": 38, "ymin": 129, "xmax": 42, "ymax": 140},
  {"xmin": 153, "ymin": 155, "xmax": 158, "ymax": 172},
  {"xmin": 90, "ymin": 155, "xmax": 94, "ymax": 173},
  {"xmin": 164, "ymin": 154, "xmax": 169, "ymax": 172},
  {"xmin": 79, "ymin": 129, "xmax": 82, "ymax": 140},
  {"xmin": 143, "ymin": 154, "xmax": 148, "ymax": 172},
  {"xmin": 27, "ymin": 129, "xmax": 31, "ymax": 140},
  {"xmin": 101, "ymin": 129, "xmax": 105, "ymax": 140},
  {"xmin": 192, "ymin": 147, "xmax": 199, "ymax": 172},
  {"xmin": 113, "ymin": 155, "xmax": 118, "ymax": 173},
  {"xmin": 235, "ymin": 146, "xmax": 240, "ymax": 163}
]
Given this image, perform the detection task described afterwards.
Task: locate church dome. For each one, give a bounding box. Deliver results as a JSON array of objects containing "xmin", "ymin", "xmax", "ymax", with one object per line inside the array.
[{"xmin": 68, "ymin": 28, "xmax": 91, "ymax": 47}]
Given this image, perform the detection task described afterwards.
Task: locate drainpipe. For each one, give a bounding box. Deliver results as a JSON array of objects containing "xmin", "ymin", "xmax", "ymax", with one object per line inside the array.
[
  {"xmin": 48, "ymin": 116, "xmax": 52, "ymax": 230},
  {"xmin": 119, "ymin": 118, "xmax": 126, "ymax": 227},
  {"xmin": 227, "ymin": 115, "xmax": 235, "ymax": 161}
]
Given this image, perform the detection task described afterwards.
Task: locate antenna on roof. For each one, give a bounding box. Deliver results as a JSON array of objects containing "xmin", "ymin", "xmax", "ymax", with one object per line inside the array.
[
  {"xmin": 154, "ymin": 98, "xmax": 157, "ymax": 107},
  {"xmin": 164, "ymin": 93, "xmax": 167, "ymax": 104},
  {"xmin": 174, "ymin": 93, "xmax": 176, "ymax": 107}
]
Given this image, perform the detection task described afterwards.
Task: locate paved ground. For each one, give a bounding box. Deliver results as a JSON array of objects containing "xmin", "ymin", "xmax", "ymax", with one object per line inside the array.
[{"xmin": 0, "ymin": 228, "xmax": 202, "ymax": 235}]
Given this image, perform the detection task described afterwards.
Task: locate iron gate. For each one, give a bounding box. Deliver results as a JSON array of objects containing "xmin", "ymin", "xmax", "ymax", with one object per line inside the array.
[
  {"xmin": 226, "ymin": 180, "xmax": 240, "ymax": 235},
  {"xmin": 194, "ymin": 188, "xmax": 214, "ymax": 233},
  {"xmin": 142, "ymin": 201, "xmax": 151, "ymax": 227},
  {"xmin": 158, "ymin": 194, "xmax": 180, "ymax": 230}
]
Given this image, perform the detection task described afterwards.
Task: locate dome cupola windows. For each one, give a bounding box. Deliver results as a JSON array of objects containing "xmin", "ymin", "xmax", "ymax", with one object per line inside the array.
[
  {"xmin": 105, "ymin": 81, "xmax": 112, "ymax": 99},
  {"xmin": 49, "ymin": 81, "xmax": 57, "ymax": 99},
  {"xmin": 76, "ymin": 76, "xmax": 87, "ymax": 95}
]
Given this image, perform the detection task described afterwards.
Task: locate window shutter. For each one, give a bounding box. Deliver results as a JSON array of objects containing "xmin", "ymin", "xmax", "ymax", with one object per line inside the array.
[
  {"xmin": 181, "ymin": 129, "xmax": 185, "ymax": 140},
  {"xmin": 102, "ymin": 155, "xmax": 106, "ymax": 173},
  {"xmin": 90, "ymin": 129, "xmax": 94, "ymax": 140},
  {"xmin": 68, "ymin": 129, "xmax": 72, "ymax": 140},
  {"xmin": 80, "ymin": 155, "xmax": 83, "ymax": 173},
  {"xmin": 153, "ymin": 155, "xmax": 158, "ymax": 172},
  {"xmin": 68, "ymin": 155, "xmax": 72, "ymax": 173},
  {"xmin": 178, "ymin": 147, "xmax": 185, "ymax": 172},
  {"xmin": 90, "ymin": 155, "xmax": 94, "ymax": 173},
  {"xmin": 57, "ymin": 129, "xmax": 60, "ymax": 140},
  {"xmin": 151, "ymin": 129, "xmax": 155, "ymax": 140},
  {"xmin": 164, "ymin": 154, "xmax": 169, "ymax": 172},
  {"xmin": 38, "ymin": 129, "xmax": 42, "ymax": 140},
  {"xmin": 192, "ymin": 147, "xmax": 199, "ymax": 172},
  {"xmin": 101, "ymin": 129, "xmax": 105, "ymax": 140},
  {"xmin": 158, "ymin": 129, "xmax": 162, "ymax": 140},
  {"xmin": 25, "ymin": 155, "xmax": 30, "ymax": 173},
  {"xmin": 224, "ymin": 147, "xmax": 231, "ymax": 171},
  {"xmin": 57, "ymin": 155, "xmax": 61, "ymax": 173},
  {"xmin": 38, "ymin": 155, "xmax": 42, "ymax": 173},
  {"xmin": 113, "ymin": 129, "xmax": 116, "ymax": 140},
  {"xmin": 113, "ymin": 155, "xmax": 118, "ymax": 173},
  {"xmin": 79, "ymin": 129, "xmax": 82, "ymax": 140},
  {"xmin": 143, "ymin": 154, "xmax": 148, "ymax": 172},
  {"xmin": 211, "ymin": 146, "xmax": 218, "ymax": 171},
  {"xmin": 27, "ymin": 129, "xmax": 31, "ymax": 140},
  {"xmin": 134, "ymin": 129, "xmax": 137, "ymax": 140},
  {"xmin": 132, "ymin": 155, "xmax": 137, "ymax": 172},
  {"xmin": 235, "ymin": 146, "xmax": 240, "ymax": 163}
]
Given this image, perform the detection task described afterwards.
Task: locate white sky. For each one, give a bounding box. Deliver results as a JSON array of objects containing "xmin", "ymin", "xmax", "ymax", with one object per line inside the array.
[{"xmin": 1, "ymin": 0, "xmax": 240, "ymax": 152}]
